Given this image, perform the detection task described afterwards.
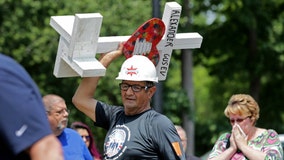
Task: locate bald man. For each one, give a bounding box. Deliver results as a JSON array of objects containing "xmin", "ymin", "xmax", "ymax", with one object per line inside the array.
[{"xmin": 175, "ymin": 125, "xmax": 201, "ymax": 160}]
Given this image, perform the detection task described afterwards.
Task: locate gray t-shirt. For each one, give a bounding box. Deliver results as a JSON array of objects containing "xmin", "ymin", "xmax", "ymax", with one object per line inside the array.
[{"xmin": 95, "ymin": 101, "xmax": 185, "ymax": 160}]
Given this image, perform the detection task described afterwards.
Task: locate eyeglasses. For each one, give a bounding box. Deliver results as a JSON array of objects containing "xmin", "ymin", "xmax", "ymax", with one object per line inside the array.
[
  {"xmin": 81, "ymin": 135, "xmax": 90, "ymax": 141},
  {"xmin": 52, "ymin": 108, "xmax": 70, "ymax": 116},
  {"xmin": 229, "ymin": 116, "xmax": 250, "ymax": 124},
  {"xmin": 119, "ymin": 83, "xmax": 151, "ymax": 92}
]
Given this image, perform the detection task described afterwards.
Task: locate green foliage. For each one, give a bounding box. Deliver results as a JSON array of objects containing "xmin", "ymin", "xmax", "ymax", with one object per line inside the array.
[
  {"xmin": 0, "ymin": 0, "xmax": 154, "ymax": 154},
  {"xmin": 191, "ymin": 0, "xmax": 284, "ymax": 156},
  {"xmin": 1, "ymin": 0, "xmax": 284, "ymax": 157}
]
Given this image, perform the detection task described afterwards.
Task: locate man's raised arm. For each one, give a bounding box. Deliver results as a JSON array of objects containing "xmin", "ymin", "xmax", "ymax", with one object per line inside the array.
[{"xmin": 72, "ymin": 43, "xmax": 123, "ymax": 122}]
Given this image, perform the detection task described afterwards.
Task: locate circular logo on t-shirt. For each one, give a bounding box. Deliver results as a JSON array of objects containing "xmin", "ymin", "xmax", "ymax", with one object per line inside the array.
[{"xmin": 104, "ymin": 125, "xmax": 130, "ymax": 159}]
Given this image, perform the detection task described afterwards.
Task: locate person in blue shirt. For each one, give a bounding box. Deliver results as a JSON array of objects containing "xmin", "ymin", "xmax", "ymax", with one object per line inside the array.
[
  {"xmin": 43, "ymin": 94, "xmax": 93, "ymax": 160},
  {"xmin": 0, "ymin": 54, "xmax": 63, "ymax": 160}
]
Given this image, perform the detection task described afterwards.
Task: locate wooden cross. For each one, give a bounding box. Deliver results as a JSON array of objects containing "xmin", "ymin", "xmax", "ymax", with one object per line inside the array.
[{"xmin": 50, "ymin": 2, "xmax": 203, "ymax": 81}]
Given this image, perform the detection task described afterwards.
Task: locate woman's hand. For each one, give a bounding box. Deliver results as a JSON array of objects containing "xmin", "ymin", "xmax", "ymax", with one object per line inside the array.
[
  {"xmin": 229, "ymin": 132, "xmax": 238, "ymax": 152},
  {"xmin": 232, "ymin": 124, "xmax": 248, "ymax": 151}
]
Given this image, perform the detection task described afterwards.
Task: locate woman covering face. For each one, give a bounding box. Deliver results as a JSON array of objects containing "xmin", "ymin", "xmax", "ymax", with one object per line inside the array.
[{"xmin": 208, "ymin": 94, "xmax": 283, "ymax": 160}]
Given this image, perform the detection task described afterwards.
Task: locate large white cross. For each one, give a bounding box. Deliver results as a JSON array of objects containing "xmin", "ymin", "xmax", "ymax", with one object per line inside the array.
[{"xmin": 50, "ymin": 2, "xmax": 203, "ymax": 81}]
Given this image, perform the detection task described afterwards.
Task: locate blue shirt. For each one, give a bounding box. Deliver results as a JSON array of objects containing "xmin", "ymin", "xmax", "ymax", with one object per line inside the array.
[
  {"xmin": 58, "ymin": 128, "xmax": 93, "ymax": 160},
  {"xmin": 0, "ymin": 54, "xmax": 52, "ymax": 159}
]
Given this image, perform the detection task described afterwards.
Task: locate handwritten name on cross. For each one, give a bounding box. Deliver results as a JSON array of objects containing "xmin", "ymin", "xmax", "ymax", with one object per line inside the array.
[{"xmin": 50, "ymin": 2, "xmax": 203, "ymax": 81}]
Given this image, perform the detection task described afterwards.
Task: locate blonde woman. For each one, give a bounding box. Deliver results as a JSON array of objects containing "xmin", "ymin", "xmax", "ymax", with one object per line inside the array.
[{"xmin": 208, "ymin": 94, "xmax": 283, "ymax": 160}]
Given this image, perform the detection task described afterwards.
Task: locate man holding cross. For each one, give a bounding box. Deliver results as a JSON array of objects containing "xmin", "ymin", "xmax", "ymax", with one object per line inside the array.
[{"xmin": 72, "ymin": 43, "xmax": 186, "ymax": 159}]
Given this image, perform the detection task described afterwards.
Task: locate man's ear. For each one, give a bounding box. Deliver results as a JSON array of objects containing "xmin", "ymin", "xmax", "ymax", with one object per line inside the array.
[{"xmin": 148, "ymin": 86, "xmax": 156, "ymax": 98}]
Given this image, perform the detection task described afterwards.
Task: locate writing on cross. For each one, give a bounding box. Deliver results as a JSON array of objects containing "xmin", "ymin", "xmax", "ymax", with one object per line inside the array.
[{"xmin": 50, "ymin": 1, "xmax": 203, "ymax": 81}]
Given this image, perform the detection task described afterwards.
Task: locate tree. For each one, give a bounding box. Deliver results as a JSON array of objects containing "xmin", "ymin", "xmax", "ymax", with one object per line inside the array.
[
  {"xmin": 0, "ymin": 0, "xmax": 154, "ymax": 152},
  {"xmin": 1, "ymin": 0, "xmax": 284, "ymax": 157},
  {"xmin": 191, "ymin": 0, "xmax": 284, "ymax": 155}
]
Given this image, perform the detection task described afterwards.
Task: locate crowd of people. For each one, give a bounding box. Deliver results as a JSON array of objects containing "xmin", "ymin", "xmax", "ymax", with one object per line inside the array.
[{"xmin": 1, "ymin": 43, "xmax": 283, "ymax": 159}]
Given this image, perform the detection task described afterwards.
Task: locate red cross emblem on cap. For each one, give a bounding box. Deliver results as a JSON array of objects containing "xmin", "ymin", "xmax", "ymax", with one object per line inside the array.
[{"xmin": 126, "ymin": 65, "xmax": 138, "ymax": 76}]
